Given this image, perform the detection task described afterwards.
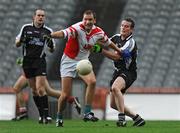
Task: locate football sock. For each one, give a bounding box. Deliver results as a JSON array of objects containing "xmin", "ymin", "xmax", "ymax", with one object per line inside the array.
[
  {"xmin": 56, "ymin": 112, "xmax": 63, "ymax": 120},
  {"xmin": 118, "ymin": 113, "xmax": 125, "ymax": 121},
  {"xmin": 33, "ymin": 96, "xmax": 43, "ymax": 117},
  {"xmin": 41, "ymin": 95, "xmax": 49, "ymax": 118},
  {"xmin": 84, "ymin": 105, "xmax": 91, "ymax": 114}
]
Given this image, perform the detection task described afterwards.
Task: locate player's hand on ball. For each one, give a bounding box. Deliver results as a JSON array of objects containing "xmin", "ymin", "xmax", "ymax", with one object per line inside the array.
[{"xmin": 91, "ymin": 44, "xmax": 102, "ymax": 53}]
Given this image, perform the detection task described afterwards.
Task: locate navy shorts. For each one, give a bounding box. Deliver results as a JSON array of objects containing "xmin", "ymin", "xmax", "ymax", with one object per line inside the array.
[{"xmin": 110, "ymin": 70, "xmax": 137, "ymax": 93}]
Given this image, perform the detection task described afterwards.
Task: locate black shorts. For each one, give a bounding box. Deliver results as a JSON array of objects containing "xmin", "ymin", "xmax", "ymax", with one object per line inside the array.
[
  {"xmin": 22, "ymin": 57, "xmax": 47, "ymax": 78},
  {"xmin": 110, "ymin": 70, "xmax": 137, "ymax": 93}
]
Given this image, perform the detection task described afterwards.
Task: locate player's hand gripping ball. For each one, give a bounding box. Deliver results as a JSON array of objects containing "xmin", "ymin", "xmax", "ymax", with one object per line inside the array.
[{"xmin": 76, "ymin": 59, "xmax": 92, "ymax": 76}]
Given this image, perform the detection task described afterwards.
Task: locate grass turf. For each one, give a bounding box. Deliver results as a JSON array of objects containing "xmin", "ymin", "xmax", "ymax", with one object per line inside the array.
[{"xmin": 0, "ymin": 119, "xmax": 180, "ymax": 133}]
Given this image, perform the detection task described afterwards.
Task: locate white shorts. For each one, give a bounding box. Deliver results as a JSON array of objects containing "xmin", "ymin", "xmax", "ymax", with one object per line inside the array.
[{"xmin": 60, "ymin": 54, "xmax": 88, "ymax": 78}]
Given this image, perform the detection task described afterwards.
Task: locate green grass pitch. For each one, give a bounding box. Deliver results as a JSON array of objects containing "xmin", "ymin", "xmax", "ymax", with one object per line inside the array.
[{"xmin": 1, "ymin": 119, "xmax": 180, "ymax": 133}]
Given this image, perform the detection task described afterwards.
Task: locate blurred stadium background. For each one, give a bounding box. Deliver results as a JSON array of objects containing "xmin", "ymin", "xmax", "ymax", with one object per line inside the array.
[{"xmin": 0, "ymin": 0, "xmax": 180, "ymax": 121}]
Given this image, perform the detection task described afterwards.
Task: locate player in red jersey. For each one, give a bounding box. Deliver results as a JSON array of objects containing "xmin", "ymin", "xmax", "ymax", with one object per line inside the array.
[{"xmin": 44, "ymin": 10, "xmax": 121, "ymax": 127}]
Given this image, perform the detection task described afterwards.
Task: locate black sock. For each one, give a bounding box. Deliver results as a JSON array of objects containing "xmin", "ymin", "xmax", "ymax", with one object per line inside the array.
[
  {"xmin": 33, "ymin": 96, "xmax": 43, "ymax": 117},
  {"xmin": 118, "ymin": 113, "xmax": 125, "ymax": 121},
  {"xmin": 40, "ymin": 95, "xmax": 49, "ymax": 119}
]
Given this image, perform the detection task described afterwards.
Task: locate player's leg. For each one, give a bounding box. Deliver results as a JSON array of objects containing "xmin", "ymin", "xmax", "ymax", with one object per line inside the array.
[
  {"xmin": 45, "ymin": 79, "xmax": 81, "ymax": 114},
  {"xmin": 110, "ymin": 94, "xmax": 145, "ymax": 126},
  {"xmin": 80, "ymin": 71, "xmax": 98, "ymax": 122},
  {"xmin": 45, "ymin": 79, "xmax": 60, "ymax": 98},
  {"xmin": 56, "ymin": 77, "xmax": 73, "ymax": 127},
  {"xmin": 13, "ymin": 75, "xmax": 28, "ymax": 120},
  {"xmin": 123, "ymin": 72, "xmax": 145, "ymax": 127},
  {"xmin": 67, "ymin": 96, "xmax": 81, "ymax": 115},
  {"xmin": 29, "ymin": 77, "xmax": 47, "ymax": 124},
  {"xmin": 124, "ymin": 105, "xmax": 145, "ymax": 126},
  {"xmin": 36, "ymin": 76, "xmax": 49, "ymax": 124},
  {"xmin": 28, "ymin": 77, "xmax": 43, "ymax": 123},
  {"xmin": 111, "ymin": 77, "xmax": 126, "ymax": 127},
  {"xmin": 110, "ymin": 92, "xmax": 117, "ymax": 110}
]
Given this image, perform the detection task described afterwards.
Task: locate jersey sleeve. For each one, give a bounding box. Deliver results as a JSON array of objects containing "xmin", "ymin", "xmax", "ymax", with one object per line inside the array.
[
  {"xmin": 96, "ymin": 29, "xmax": 111, "ymax": 46},
  {"xmin": 120, "ymin": 38, "xmax": 135, "ymax": 52},
  {"xmin": 16, "ymin": 25, "xmax": 25, "ymax": 40},
  {"xmin": 101, "ymin": 33, "xmax": 112, "ymax": 46},
  {"xmin": 61, "ymin": 23, "xmax": 78, "ymax": 39}
]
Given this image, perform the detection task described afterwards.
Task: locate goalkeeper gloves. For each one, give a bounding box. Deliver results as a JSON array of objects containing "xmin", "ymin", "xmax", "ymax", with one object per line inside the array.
[
  {"xmin": 91, "ymin": 44, "xmax": 102, "ymax": 53},
  {"xmin": 43, "ymin": 34, "xmax": 51, "ymax": 41},
  {"xmin": 43, "ymin": 34, "xmax": 54, "ymax": 49}
]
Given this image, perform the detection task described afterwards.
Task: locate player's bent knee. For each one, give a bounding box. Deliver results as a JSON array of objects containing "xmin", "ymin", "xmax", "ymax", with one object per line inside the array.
[
  {"xmin": 87, "ymin": 79, "xmax": 96, "ymax": 87},
  {"xmin": 38, "ymin": 88, "xmax": 46, "ymax": 96},
  {"xmin": 58, "ymin": 92, "xmax": 69, "ymax": 103},
  {"xmin": 111, "ymin": 87, "xmax": 119, "ymax": 93}
]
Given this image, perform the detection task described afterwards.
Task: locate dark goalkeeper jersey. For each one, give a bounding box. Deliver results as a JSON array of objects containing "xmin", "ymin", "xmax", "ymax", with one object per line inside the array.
[
  {"xmin": 16, "ymin": 23, "xmax": 54, "ymax": 58},
  {"xmin": 110, "ymin": 34, "xmax": 138, "ymax": 72}
]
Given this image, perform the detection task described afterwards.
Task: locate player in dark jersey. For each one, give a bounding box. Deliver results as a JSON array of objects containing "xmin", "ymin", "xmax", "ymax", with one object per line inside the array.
[
  {"xmin": 93, "ymin": 18, "xmax": 145, "ymax": 127},
  {"xmin": 13, "ymin": 58, "xmax": 81, "ymax": 121},
  {"xmin": 15, "ymin": 9, "xmax": 56, "ymax": 124}
]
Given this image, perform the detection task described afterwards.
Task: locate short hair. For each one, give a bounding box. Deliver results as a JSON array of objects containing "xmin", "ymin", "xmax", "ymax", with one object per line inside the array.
[
  {"xmin": 34, "ymin": 8, "xmax": 45, "ymax": 16},
  {"xmin": 124, "ymin": 18, "xmax": 135, "ymax": 29},
  {"xmin": 83, "ymin": 10, "xmax": 96, "ymax": 19}
]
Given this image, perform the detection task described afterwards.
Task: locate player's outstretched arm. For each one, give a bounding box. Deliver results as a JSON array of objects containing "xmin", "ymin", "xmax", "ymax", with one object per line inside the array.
[
  {"xmin": 102, "ymin": 49, "xmax": 121, "ymax": 61},
  {"xmin": 91, "ymin": 44, "xmax": 121, "ymax": 60},
  {"xmin": 50, "ymin": 31, "xmax": 65, "ymax": 39}
]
